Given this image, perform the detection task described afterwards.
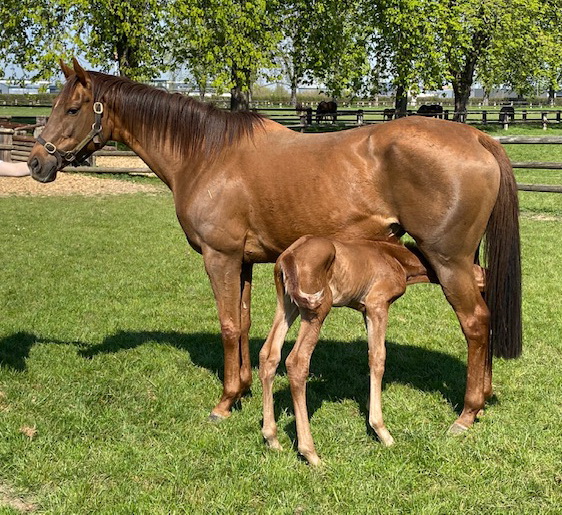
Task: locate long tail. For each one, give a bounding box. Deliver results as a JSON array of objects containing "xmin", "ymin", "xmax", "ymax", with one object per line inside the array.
[{"xmin": 479, "ymin": 135, "xmax": 522, "ymax": 358}]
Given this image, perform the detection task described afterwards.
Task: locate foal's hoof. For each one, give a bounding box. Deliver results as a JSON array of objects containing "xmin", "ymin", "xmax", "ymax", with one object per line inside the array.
[
  {"xmin": 265, "ymin": 439, "xmax": 283, "ymax": 451},
  {"xmin": 208, "ymin": 412, "xmax": 228, "ymax": 424},
  {"xmin": 448, "ymin": 422, "xmax": 469, "ymax": 435}
]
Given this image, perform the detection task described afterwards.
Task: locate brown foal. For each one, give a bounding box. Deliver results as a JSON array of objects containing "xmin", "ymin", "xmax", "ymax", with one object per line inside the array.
[{"xmin": 259, "ymin": 235, "xmax": 486, "ymax": 465}]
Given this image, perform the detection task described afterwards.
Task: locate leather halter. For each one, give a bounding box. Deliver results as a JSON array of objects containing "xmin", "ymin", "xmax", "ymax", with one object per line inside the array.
[{"xmin": 36, "ymin": 102, "xmax": 104, "ymax": 168}]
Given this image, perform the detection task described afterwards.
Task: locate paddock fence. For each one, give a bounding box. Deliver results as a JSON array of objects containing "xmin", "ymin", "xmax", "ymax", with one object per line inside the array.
[{"xmin": 2, "ymin": 126, "xmax": 562, "ymax": 194}]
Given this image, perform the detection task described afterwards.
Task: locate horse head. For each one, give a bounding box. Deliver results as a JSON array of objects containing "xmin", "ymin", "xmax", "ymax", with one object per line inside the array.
[{"xmin": 28, "ymin": 58, "xmax": 109, "ymax": 183}]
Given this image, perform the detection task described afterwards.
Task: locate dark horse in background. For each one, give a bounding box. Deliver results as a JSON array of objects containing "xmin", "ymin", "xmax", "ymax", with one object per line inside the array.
[
  {"xmin": 417, "ymin": 104, "xmax": 444, "ymax": 118},
  {"xmin": 315, "ymin": 100, "xmax": 338, "ymax": 123},
  {"xmin": 28, "ymin": 60, "xmax": 521, "ymax": 434},
  {"xmin": 499, "ymin": 106, "xmax": 515, "ymax": 124}
]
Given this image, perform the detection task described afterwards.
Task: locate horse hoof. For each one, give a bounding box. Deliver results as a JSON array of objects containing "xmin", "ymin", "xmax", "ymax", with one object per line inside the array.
[
  {"xmin": 306, "ymin": 454, "xmax": 322, "ymax": 467},
  {"xmin": 448, "ymin": 422, "xmax": 469, "ymax": 435},
  {"xmin": 208, "ymin": 412, "xmax": 227, "ymax": 424},
  {"xmin": 266, "ymin": 439, "xmax": 283, "ymax": 451}
]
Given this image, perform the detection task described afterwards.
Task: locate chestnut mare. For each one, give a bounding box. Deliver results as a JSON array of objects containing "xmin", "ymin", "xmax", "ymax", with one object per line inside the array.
[{"xmin": 28, "ymin": 60, "xmax": 521, "ymax": 434}]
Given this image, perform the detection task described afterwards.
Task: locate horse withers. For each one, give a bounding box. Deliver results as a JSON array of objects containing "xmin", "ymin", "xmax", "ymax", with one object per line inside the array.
[
  {"xmin": 260, "ymin": 235, "xmax": 486, "ymax": 465},
  {"xmin": 28, "ymin": 60, "xmax": 521, "ymax": 434}
]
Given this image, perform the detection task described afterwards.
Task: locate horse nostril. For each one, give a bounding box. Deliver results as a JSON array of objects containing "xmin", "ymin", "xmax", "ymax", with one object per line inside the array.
[{"xmin": 29, "ymin": 157, "xmax": 39, "ymax": 173}]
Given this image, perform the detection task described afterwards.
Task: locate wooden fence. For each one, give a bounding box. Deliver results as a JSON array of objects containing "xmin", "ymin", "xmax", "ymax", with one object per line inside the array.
[
  {"xmin": 2, "ymin": 127, "xmax": 562, "ymax": 193},
  {"xmin": 3, "ymin": 108, "xmax": 562, "ymax": 132}
]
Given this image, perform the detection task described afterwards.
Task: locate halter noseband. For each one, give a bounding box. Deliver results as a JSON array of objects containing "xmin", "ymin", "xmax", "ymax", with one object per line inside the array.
[{"xmin": 36, "ymin": 102, "xmax": 104, "ymax": 168}]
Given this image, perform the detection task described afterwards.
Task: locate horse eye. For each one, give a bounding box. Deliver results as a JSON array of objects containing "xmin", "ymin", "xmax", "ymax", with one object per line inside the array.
[{"xmin": 67, "ymin": 107, "xmax": 80, "ymax": 115}]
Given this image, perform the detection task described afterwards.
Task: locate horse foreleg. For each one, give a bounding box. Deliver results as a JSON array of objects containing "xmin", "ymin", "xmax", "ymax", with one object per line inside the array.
[
  {"xmin": 259, "ymin": 296, "xmax": 299, "ymax": 450},
  {"xmin": 203, "ymin": 248, "xmax": 246, "ymax": 420},
  {"xmin": 364, "ymin": 302, "xmax": 395, "ymax": 447}
]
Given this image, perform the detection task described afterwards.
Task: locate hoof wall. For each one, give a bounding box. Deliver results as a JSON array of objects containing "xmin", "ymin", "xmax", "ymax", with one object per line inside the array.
[
  {"xmin": 266, "ymin": 440, "xmax": 283, "ymax": 451},
  {"xmin": 208, "ymin": 412, "xmax": 227, "ymax": 424},
  {"xmin": 448, "ymin": 422, "xmax": 469, "ymax": 435}
]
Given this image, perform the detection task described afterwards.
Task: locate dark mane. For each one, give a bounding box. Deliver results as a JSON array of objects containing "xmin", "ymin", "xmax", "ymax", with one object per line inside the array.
[{"xmin": 62, "ymin": 72, "xmax": 265, "ymax": 160}]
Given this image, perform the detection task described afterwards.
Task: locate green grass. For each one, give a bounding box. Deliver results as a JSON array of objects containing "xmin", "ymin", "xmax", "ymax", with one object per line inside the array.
[{"xmin": 1, "ymin": 146, "xmax": 562, "ymax": 513}]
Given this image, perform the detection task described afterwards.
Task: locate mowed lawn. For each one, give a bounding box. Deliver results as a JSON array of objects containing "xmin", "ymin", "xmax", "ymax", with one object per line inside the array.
[{"xmin": 1, "ymin": 147, "xmax": 562, "ymax": 512}]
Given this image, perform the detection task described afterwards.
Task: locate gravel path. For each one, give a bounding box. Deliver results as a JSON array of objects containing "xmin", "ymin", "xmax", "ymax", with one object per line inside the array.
[{"xmin": 0, "ymin": 157, "xmax": 165, "ymax": 197}]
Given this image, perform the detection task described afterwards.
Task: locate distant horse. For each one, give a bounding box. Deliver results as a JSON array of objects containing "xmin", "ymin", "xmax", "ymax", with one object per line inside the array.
[
  {"xmin": 316, "ymin": 100, "xmax": 338, "ymax": 123},
  {"xmin": 29, "ymin": 59, "xmax": 521, "ymax": 433},
  {"xmin": 499, "ymin": 106, "xmax": 515, "ymax": 124},
  {"xmin": 416, "ymin": 104, "xmax": 444, "ymax": 118},
  {"xmin": 383, "ymin": 108, "xmax": 395, "ymax": 121},
  {"xmin": 259, "ymin": 235, "xmax": 487, "ymax": 465}
]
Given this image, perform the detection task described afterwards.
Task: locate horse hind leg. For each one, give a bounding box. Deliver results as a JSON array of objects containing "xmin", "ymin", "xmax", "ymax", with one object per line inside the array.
[
  {"xmin": 239, "ymin": 263, "xmax": 253, "ymax": 393},
  {"xmin": 431, "ymin": 260, "xmax": 491, "ymax": 433}
]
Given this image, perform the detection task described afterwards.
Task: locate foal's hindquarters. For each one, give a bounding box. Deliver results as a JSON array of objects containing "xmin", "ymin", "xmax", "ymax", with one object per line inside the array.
[{"xmin": 259, "ymin": 236, "xmax": 474, "ymax": 465}]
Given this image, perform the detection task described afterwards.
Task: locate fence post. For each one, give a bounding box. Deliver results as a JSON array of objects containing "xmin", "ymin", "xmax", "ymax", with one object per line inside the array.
[
  {"xmin": 299, "ymin": 111, "xmax": 307, "ymax": 133},
  {"xmin": 522, "ymin": 110, "xmax": 527, "ymax": 122},
  {"xmin": 557, "ymin": 111, "xmax": 561, "ymax": 123},
  {"xmin": 443, "ymin": 110, "xmax": 449, "ymax": 120},
  {"xmin": 0, "ymin": 128, "xmax": 13, "ymax": 162},
  {"xmin": 356, "ymin": 109, "xmax": 364, "ymax": 126},
  {"xmin": 482, "ymin": 110, "xmax": 487, "ymax": 124},
  {"xmin": 542, "ymin": 112, "xmax": 548, "ymax": 131}
]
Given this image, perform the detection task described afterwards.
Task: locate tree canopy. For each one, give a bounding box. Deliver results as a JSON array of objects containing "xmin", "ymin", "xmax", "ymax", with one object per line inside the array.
[{"xmin": 1, "ymin": 0, "xmax": 561, "ymax": 110}]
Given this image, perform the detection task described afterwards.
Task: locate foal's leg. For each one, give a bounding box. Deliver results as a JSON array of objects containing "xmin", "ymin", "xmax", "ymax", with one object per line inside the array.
[
  {"xmin": 203, "ymin": 247, "xmax": 247, "ymax": 420},
  {"xmin": 364, "ymin": 298, "xmax": 396, "ymax": 447},
  {"xmin": 259, "ymin": 296, "xmax": 299, "ymax": 450},
  {"xmin": 285, "ymin": 302, "xmax": 331, "ymax": 466}
]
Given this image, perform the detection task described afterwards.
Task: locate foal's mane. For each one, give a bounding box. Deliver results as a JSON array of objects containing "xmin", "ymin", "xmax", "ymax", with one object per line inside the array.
[{"xmin": 64, "ymin": 71, "xmax": 264, "ymax": 160}]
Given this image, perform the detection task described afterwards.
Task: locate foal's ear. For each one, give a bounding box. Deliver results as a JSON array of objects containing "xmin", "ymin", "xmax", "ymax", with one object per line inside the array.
[
  {"xmin": 72, "ymin": 57, "xmax": 90, "ymax": 88},
  {"xmin": 60, "ymin": 59, "xmax": 73, "ymax": 79}
]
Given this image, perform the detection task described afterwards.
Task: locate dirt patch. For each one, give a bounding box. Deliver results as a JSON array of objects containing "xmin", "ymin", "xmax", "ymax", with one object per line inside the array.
[
  {"xmin": 0, "ymin": 482, "xmax": 37, "ymax": 513},
  {"xmin": 0, "ymin": 174, "xmax": 164, "ymax": 197}
]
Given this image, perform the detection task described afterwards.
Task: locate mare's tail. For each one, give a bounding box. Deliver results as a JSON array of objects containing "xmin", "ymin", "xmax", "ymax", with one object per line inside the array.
[{"xmin": 479, "ymin": 135, "xmax": 522, "ymax": 358}]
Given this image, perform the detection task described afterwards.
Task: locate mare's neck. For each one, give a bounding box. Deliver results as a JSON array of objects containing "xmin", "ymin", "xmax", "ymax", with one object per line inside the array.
[{"xmin": 110, "ymin": 121, "xmax": 178, "ymax": 190}]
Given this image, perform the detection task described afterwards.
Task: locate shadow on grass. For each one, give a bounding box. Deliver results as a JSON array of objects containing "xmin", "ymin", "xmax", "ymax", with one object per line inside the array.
[
  {"xmin": 0, "ymin": 329, "xmax": 469, "ymax": 425},
  {"xmin": 0, "ymin": 332, "xmax": 38, "ymax": 371},
  {"xmin": 79, "ymin": 330, "xmax": 468, "ymax": 418}
]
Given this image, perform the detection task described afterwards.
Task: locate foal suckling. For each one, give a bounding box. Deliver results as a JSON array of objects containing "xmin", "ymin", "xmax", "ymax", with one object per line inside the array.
[{"xmin": 259, "ymin": 235, "xmax": 485, "ymax": 466}]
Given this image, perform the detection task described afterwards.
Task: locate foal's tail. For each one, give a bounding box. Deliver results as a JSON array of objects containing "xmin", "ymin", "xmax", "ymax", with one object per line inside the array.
[{"xmin": 479, "ymin": 135, "xmax": 522, "ymax": 358}]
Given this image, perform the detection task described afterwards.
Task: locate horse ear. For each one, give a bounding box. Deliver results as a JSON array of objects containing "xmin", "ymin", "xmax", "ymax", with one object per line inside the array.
[
  {"xmin": 72, "ymin": 57, "xmax": 90, "ymax": 88},
  {"xmin": 60, "ymin": 59, "xmax": 73, "ymax": 79}
]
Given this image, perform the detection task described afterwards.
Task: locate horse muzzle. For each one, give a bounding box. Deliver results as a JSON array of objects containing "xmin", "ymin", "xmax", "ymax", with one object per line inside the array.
[{"xmin": 28, "ymin": 147, "xmax": 59, "ymax": 183}]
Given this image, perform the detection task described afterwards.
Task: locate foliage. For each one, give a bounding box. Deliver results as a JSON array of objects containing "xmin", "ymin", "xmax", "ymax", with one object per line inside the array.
[
  {"xmin": 66, "ymin": 0, "xmax": 169, "ymax": 80},
  {"xmin": 367, "ymin": 0, "xmax": 449, "ymax": 95},
  {"xmin": 168, "ymin": 0, "xmax": 282, "ymax": 109}
]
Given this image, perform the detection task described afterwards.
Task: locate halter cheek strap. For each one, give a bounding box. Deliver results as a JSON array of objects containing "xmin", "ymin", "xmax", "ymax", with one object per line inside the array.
[{"xmin": 36, "ymin": 102, "xmax": 104, "ymax": 168}]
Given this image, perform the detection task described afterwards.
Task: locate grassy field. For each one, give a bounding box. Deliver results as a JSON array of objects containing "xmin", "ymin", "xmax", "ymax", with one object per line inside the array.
[{"xmin": 1, "ymin": 136, "xmax": 562, "ymax": 513}]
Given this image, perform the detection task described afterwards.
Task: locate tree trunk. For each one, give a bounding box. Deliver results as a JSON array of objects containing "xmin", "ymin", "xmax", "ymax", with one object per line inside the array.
[
  {"xmin": 394, "ymin": 84, "xmax": 408, "ymax": 118},
  {"xmin": 451, "ymin": 55, "xmax": 477, "ymax": 123},
  {"xmin": 290, "ymin": 80, "xmax": 298, "ymax": 107},
  {"xmin": 548, "ymin": 87, "xmax": 556, "ymax": 106},
  {"xmin": 230, "ymin": 84, "xmax": 250, "ymax": 111}
]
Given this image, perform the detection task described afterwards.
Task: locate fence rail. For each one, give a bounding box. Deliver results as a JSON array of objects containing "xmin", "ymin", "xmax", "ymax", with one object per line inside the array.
[
  {"xmin": 4, "ymin": 107, "xmax": 562, "ymax": 132},
  {"xmin": 2, "ymin": 128, "xmax": 562, "ymax": 193}
]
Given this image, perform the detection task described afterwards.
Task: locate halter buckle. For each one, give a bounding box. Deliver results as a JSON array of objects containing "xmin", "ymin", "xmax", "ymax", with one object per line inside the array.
[
  {"xmin": 93, "ymin": 102, "xmax": 104, "ymax": 115},
  {"xmin": 44, "ymin": 142, "xmax": 57, "ymax": 154}
]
